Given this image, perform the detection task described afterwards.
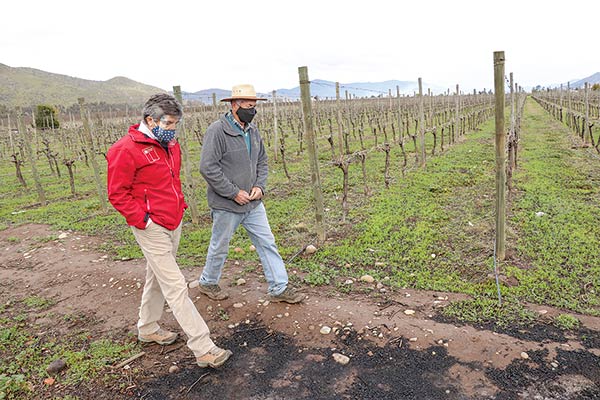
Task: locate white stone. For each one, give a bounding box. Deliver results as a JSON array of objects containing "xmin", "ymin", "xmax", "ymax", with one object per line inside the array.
[
  {"xmin": 332, "ymin": 353, "xmax": 350, "ymax": 365},
  {"xmin": 304, "ymin": 245, "xmax": 318, "ymax": 255},
  {"xmin": 360, "ymin": 275, "xmax": 375, "ymax": 283},
  {"xmin": 320, "ymin": 326, "xmax": 332, "ymax": 335},
  {"xmin": 233, "ymin": 303, "xmax": 244, "ymax": 308},
  {"xmin": 58, "ymin": 233, "xmax": 69, "ymax": 239},
  {"xmin": 520, "ymin": 352, "xmax": 529, "ymax": 359},
  {"xmin": 236, "ymin": 278, "xmax": 247, "ymax": 286},
  {"xmin": 404, "ymin": 310, "xmax": 416, "ymax": 315}
]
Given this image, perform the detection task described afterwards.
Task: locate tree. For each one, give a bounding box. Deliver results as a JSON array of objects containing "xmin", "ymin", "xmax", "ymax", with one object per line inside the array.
[
  {"xmin": 592, "ymin": 83, "xmax": 600, "ymax": 91},
  {"xmin": 35, "ymin": 104, "xmax": 60, "ymax": 129}
]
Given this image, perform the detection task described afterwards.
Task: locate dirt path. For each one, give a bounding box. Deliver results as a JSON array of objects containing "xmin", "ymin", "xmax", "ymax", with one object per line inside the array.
[{"xmin": 1, "ymin": 224, "xmax": 599, "ymax": 399}]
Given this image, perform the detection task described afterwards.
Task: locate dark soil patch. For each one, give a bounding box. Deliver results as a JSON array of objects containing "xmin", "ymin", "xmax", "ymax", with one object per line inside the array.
[{"xmin": 138, "ymin": 321, "xmax": 600, "ymax": 400}]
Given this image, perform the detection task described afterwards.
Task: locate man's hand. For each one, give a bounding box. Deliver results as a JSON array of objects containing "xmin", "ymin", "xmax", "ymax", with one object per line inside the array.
[
  {"xmin": 249, "ymin": 187, "xmax": 263, "ymax": 201},
  {"xmin": 234, "ymin": 190, "xmax": 252, "ymax": 205}
]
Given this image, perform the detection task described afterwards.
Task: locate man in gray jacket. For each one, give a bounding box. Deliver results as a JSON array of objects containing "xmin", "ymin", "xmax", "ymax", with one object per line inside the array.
[{"xmin": 191, "ymin": 84, "xmax": 304, "ymax": 304}]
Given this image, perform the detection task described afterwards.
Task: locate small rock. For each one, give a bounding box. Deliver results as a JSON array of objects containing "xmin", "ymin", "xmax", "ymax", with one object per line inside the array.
[
  {"xmin": 409, "ymin": 337, "xmax": 418, "ymax": 342},
  {"xmin": 344, "ymin": 279, "xmax": 354, "ymax": 285},
  {"xmin": 535, "ymin": 211, "xmax": 546, "ymax": 217},
  {"xmin": 233, "ymin": 303, "xmax": 244, "ymax": 308},
  {"xmin": 169, "ymin": 365, "xmax": 179, "ymax": 373},
  {"xmin": 538, "ymin": 309, "xmax": 548, "ymax": 315},
  {"xmin": 404, "ymin": 309, "xmax": 416, "ymax": 315},
  {"xmin": 332, "ymin": 353, "xmax": 350, "ymax": 365},
  {"xmin": 376, "ymin": 282, "xmax": 384, "ymax": 289},
  {"xmin": 374, "ymin": 262, "xmax": 385, "ymax": 267},
  {"xmin": 46, "ymin": 359, "xmax": 67, "ymax": 374},
  {"xmin": 521, "ymin": 352, "xmax": 529, "ymax": 359},
  {"xmin": 360, "ymin": 275, "xmax": 375, "ymax": 283},
  {"xmin": 431, "ymin": 253, "xmax": 436, "ymax": 258},
  {"xmin": 58, "ymin": 233, "xmax": 68, "ymax": 239},
  {"xmin": 236, "ymin": 278, "xmax": 247, "ymax": 286},
  {"xmin": 304, "ymin": 245, "xmax": 317, "ymax": 255},
  {"xmin": 320, "ymin": 326, "xmax": 332, "ymax": 335},
  {"xmin": 233, "ymin": 247, "xmax": 244, "ymax": 254},
  {"xmin": 551, "ymin": 362, "xmax": 559, "ymax": 368},
  {"xmin": 249, "ymin": 245, "xmax": 256, "ymax": 252}
]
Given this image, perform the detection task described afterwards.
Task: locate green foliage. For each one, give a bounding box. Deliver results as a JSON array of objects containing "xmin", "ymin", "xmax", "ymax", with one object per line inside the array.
[
  {"xmin": 441, "ymin": 296, "xmax": 537, "ymax": 328},
  {"xmin": 35, "ymin": 104, "xmax": 60, "ymax": 129},
  {"xmin": 22, "ymin": 296, "xmax": 54, "ymax": 309},
  {"xmin": 554, "ymin": 314, "xmax": 580, "ymax": 330},
  {"xmin": 0, "ymin": 373, "xmax": 30, "ymax": 399}
]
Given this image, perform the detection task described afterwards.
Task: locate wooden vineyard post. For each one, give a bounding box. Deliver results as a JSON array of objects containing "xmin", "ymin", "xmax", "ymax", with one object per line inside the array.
[
  {"xmin": 418, "ymin": 78, "xmax": 426, "ymax": 167},
  {"xmin": 272, "ymin": 90, "xmax": 279, "ymax": 162},
  {"xmin": 584, "ymin": 82, "xmax": 590, "ymax": 145},
  {"xmin": 493, "ymin": 51, "xmax": 506, "ymax": 262},
  {"xmin": 173, "ymin": 86, "xmax": 199, "ymax": 224},
  {"xmin": 336, "ymin": 82, "xmax": 350, "ymax": 223},
  {"xmin": 298, "ymin": 66, "xmax": 326, "ymax": 243},
  {"xmin": 507, "ymin": 72, "xmax": 516, "ymax": 193},
  {"xmin": 78, "ymin": 98, "xmax": 108, "ymax": 212},
  {"xmin": 454, "ymin": 84, "xmax": 460, "ymax": 143},
  {"xmin": 17, "ymin": 110, "xmax": 46, "ymax": 205}
]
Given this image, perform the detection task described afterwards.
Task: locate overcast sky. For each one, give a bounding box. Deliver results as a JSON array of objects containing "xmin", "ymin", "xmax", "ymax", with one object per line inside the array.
[{"xmin": 2, "ymin": 0, "xmax": 598, "ymax": 93}]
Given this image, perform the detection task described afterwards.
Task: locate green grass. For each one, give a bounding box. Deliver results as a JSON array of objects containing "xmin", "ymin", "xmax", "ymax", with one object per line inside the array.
[
  {"xmin": 0, "ymin": 299, "xmax": 139, "ymax": 399},
  {"xmin": 1, "ymin": 97, "xmax": 599, "ymax": 328}
]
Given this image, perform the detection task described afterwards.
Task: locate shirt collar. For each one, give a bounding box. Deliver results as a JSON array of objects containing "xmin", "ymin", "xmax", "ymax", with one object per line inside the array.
[{"xmin": 225, "ymin": 111, "xmax": 250, "ymax": 134}]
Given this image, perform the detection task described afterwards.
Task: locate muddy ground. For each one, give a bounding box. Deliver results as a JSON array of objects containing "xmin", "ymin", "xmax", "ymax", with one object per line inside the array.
[{"xmin": 1, "ymin": 224, "xmax": 599, "ymax": 399}]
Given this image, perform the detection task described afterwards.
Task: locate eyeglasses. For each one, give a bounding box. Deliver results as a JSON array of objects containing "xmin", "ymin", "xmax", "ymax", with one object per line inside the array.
[{"xmin": 156, "ymin": 117, "xmax": 181, "ymax": 129}]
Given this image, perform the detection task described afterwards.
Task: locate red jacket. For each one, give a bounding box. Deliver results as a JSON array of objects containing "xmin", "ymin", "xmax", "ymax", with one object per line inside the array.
[{"xmin": 106, "ymin": 124, "xmax": 187, "ymax": 230}]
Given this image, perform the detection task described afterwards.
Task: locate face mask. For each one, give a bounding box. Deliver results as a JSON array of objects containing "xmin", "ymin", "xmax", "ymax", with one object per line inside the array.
[
  {"xmin": 236, "ymin": 107, "xmax": 257, "ymax": 124},
  {"xmin": 151, "ymin": 125, "xmax": 176, "ymax": 143}
]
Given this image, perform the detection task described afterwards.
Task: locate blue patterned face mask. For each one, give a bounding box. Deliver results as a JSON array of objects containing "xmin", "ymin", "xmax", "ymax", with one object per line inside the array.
[{"xmin": 151, "ymin": 125, "xmax": 177, "ymax": 143}]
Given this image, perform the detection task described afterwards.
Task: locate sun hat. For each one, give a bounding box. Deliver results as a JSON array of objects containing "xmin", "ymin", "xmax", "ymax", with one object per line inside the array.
[{"xmin": 220, "ymin": 84, "xmax": 267, "ymax": 102}]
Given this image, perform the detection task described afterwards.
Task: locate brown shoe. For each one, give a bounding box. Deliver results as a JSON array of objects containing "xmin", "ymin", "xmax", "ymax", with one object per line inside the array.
[
  {"xmin": 193, "ymin": 283, "xmax": 229, "ymax": 300},
  {"xmin": 269, "ymin": 286, "xmax": 305, "ymax": 304},
  {"xmin": 196, "ymin": 346, "xmax": 233, "ymax": 368},
  {"xmin": 138, "ymin": 328, "xmax": 178, "ymax": 345}
]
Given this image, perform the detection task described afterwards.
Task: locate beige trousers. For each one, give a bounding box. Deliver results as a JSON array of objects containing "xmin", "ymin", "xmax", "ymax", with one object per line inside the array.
[{"xmin": 132, "ymin": 221, "xmax": 214, "ymax": 357}]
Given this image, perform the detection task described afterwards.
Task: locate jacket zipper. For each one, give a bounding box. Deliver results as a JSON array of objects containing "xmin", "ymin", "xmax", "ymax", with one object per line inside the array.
[{"xmin": 164, "ymin": 148, "xmax": 180, "ymax": 211}]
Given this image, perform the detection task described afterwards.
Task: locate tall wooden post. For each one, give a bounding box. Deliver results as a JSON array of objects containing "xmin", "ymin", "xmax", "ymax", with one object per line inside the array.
[
  {"xmin": 418, "ymin": 78, "xmax": 426, "ymax": 167},
  {"xmin": 493, "ymin": 51, "xmax": 506, "ymax": 261},
  {"xmin": 335, "ymin": 83, "xmax": 344, "ymax": 157},
  {"xmin": 298, "ymin": 66, "xmax": 326, "ymax": 243},
  {"xmin": 17, "ymin": 110, "xmax": 46, "ymax": 205},
  {"xmin": 397, "ymin": 85, "xmax": 403, "ymax": 143},
  {"xmin": 173, "ymin": 86, "xmax": 199, "ymax": 224},
  {"xmin": 272, "ymin": 90, "xmax": 279, "ymax": 162},
  {"xmin": 584, "ymin": 82, "xmax": 590, "ymax": 144},
  {"xmin": 79, "ymin": 98, "xmax": 108, "ymax": 212},
  {"xmin": 454, "ymin": 84, "xmax": 460, "ymax": 143}
]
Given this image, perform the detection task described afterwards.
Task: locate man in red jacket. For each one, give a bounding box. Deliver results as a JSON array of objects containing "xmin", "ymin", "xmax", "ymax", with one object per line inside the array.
[{"xmin": 107, "ymin": 93, "xmax": 231, "ymax": 368}]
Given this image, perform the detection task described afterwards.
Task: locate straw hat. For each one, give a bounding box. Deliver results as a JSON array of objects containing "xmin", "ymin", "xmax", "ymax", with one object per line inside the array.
[{"xmin": 220, "ymin": 84, "xmax": 267, "ymax": 102}]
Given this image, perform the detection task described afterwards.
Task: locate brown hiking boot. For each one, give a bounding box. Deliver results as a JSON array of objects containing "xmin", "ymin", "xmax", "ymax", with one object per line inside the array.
[
  {"xmin": 138, "ymin": 328, "xmax": 178, "ymax": 345},
  {"xmin": 193, "ymin": 283, "xmax": 229, "ymax": 300},
  {"xmin": 196, "ymin": 346, "xmax": 233, "ymax": 368},
  {"xmin": 269, "ymin": 286, "xmax": 305, "ymax": 304}
]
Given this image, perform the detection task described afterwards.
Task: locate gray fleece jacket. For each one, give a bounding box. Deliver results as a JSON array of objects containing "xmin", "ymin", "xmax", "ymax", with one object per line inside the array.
[{"xmin": 200, "ymin": 114, "xmax": 268, "ymax": 213}]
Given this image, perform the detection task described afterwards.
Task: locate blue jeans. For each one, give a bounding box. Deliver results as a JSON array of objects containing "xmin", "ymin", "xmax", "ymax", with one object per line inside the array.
[{"xmin": 199, "ymin": 202, "xmax": 288, "ymax": 295}]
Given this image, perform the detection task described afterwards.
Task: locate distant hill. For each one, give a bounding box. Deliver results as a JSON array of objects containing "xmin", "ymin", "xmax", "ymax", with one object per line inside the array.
[
  {"xmin": 182, "ymin": 79, "xmax": 447, "ymax": 104},
  {"xmin": 0, "ymin": 63, "xmax": 166, "ymax": 107},
  {"xmin": 570, "ymin": 72, "xmax": 600, "ymax": 89}
]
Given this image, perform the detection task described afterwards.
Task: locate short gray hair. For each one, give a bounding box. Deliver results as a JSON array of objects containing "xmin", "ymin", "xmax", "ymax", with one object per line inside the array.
[{"xmin": 142, "ymin": 93, "xmax": 183, "ymax": 121}]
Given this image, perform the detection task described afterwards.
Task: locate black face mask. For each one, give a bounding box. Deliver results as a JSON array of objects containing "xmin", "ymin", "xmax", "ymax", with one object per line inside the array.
[{"xmin": 236, "ymin": 107, "xmax": 257, "ymax": 124}]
